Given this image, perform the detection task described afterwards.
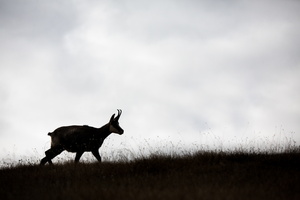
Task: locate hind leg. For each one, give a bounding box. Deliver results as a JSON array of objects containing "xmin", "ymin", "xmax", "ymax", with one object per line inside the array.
[{"xmin": 40, "ymin": 147, "xmax": 64, "ymax": 165}]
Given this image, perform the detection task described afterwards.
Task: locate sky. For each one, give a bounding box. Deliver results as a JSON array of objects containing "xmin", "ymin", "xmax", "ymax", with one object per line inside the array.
[{"xmin": 0, "ymin": 0, "xmax": 300, "ymax": 163}]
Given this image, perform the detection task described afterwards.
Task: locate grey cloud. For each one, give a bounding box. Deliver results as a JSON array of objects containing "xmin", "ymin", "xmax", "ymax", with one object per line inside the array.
[
  {"xmin": 0, "ymin": 0, "xmax": 300, "ymax": 159},
  {"xmin": 0, "ymin": 0, "xmax": 79, "ymax": 41}
]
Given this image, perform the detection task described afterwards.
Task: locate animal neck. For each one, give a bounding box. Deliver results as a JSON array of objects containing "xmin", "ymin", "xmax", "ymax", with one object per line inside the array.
[{"xmin": 98, "ymin": 123, "xmax": 112, "ymax": 139}]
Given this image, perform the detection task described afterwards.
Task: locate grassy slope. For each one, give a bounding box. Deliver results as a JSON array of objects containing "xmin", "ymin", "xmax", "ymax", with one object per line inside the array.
[{"xmin": 0, "ymin": 151, "xmax": 299, "ymax": 200}]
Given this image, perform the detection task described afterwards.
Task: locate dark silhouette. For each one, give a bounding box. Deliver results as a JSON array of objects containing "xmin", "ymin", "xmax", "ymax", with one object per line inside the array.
[{"xmin": 40, "ymin": 110, "xmax": 124, "ymax": 165}]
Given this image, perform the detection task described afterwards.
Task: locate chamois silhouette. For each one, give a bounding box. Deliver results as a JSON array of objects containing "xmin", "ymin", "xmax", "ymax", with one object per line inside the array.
[{"xmin": 40, "ymin": 110, "xmax": 124, "ymax": 165}]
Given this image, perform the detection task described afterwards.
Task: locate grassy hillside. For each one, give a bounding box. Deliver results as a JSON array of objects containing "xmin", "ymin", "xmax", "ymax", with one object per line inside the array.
[{"xmin": 0, "ymin": 150, "xmax": 299, "ymax": 200}]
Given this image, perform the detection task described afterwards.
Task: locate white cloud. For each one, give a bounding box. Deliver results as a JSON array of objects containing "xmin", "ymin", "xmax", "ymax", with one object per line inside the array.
[{"xmin": 0, "ymin": 0, "xmax": 299, "ymax": 162}]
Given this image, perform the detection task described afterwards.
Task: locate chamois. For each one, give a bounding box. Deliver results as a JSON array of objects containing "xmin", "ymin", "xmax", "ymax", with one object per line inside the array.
[{"xmin": 40, "ymin": 109, "xmax": 124, "ymax": 165}]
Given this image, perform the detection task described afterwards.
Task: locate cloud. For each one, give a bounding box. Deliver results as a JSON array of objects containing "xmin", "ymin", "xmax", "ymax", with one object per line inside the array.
[{"xmin": 0, "ymin": 0, "xmax": 300, "ymax": 160}]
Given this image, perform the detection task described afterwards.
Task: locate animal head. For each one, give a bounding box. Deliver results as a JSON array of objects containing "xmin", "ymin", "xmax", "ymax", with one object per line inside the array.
[{"xmin": 109, "ymin": 109, "xmax": 124, "ymax": 135}]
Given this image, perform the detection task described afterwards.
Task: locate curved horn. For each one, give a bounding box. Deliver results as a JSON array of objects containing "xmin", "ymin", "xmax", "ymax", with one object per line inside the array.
[{"xmin": 115, "ymin": 109, "xmax": 122, "ymax": 121}]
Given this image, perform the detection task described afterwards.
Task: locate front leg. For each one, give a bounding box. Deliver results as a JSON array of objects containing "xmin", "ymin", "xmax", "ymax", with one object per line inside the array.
[
  {"xmin": 75, "ymin": 151, "xmax": 84, "ymax": 163},
  {"xmin": 92, "ymin": 150, "xmax": 102, "ymax": 162}
]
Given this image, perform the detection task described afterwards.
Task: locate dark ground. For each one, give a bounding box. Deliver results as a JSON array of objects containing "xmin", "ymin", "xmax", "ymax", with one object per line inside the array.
[{"xmin": 0, "ymin": 151, "xmax": 299, "ymax": 200}]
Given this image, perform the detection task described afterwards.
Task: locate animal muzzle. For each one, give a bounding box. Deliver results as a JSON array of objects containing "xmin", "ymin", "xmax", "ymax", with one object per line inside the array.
[
  {"xmin": 118, "ymin": 128, "xmax": 124, "ymax": 135},
  {"xmin": 110, "ymin": 125, "xmax": 124, "ymax": 135}
]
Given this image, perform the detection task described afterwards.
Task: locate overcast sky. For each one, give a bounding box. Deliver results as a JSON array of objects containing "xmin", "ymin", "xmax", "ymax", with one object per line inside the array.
[{"xmin": 1, "ymin": 0, "xmax": 300, "ymax": 162}]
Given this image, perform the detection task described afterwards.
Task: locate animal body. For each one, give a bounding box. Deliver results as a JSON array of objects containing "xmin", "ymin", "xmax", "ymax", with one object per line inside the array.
[{"xmin": 40, "ymin": 110, "xmax": 124, "ymax": 165}]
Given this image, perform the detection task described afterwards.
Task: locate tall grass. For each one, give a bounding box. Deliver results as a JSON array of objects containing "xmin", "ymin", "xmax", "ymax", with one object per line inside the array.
[
  {"xmin": 0, "ymin": 134, "xmax": 298, "ymax": 168},
  {"xmin": 0, "ymin": 137, "xmax": 299, "ymax": 200}
]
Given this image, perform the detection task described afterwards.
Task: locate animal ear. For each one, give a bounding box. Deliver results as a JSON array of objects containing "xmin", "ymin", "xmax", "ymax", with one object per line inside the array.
[{"xmin": 109, "ymin": 114, "xmax": 115, "ymax": 122}]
